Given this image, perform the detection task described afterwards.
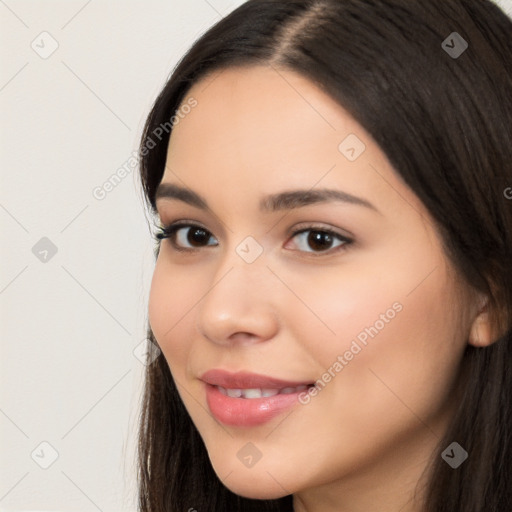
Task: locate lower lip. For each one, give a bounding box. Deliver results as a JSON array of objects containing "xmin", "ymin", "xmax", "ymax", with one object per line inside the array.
[{"xmin": 204, "ymin": 384, "xmax": 303, "ymax": 427}]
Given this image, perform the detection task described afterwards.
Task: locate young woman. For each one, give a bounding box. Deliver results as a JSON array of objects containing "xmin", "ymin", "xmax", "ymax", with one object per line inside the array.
[{"xmin": 136, "ymin": 1, "xmax": 512, "ymax": 510}]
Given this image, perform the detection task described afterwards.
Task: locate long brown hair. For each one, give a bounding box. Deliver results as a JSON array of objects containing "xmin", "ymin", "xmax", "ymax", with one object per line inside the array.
[{"xmin": 137, "ymin": 1, "xmax": 512, "ymax": 510}]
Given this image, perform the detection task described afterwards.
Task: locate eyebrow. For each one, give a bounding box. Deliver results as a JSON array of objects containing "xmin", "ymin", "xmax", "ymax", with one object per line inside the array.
[{"xmin": 155, "ymin": 182, "xmax": 379, "ymax": 213}]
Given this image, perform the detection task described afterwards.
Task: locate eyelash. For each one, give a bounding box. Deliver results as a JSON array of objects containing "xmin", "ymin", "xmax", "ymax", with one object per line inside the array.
[{"xmin": 154, "ymin": 221, "xmax": 353, "ymax": 256}]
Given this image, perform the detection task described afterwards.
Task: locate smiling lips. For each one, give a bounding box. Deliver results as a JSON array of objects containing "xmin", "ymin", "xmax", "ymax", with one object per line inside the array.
[{"xmin": 201, "ymin": 369, "xmax": 314, "ymax": 427}]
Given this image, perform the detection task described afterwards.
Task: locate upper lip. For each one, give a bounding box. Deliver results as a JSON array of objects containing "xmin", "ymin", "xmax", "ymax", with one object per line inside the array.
[{"xmin": 200, "ymin": 369, "xmax": 314, "ymax": 389}]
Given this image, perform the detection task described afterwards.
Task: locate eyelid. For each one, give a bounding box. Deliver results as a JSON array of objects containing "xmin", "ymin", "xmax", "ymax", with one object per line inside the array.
[
  {"xmin": 155, "ymin": 218, "xmax": 211, "ymax": 235},
  {"xmin": 156, "ymin": 219, "xmax": 352, "ymax": 238},
  {"xmin": 286, "ymin": 221, "xmax": 354, "ymax": 240},
  {"xmin": 155, "ymin": 220, "xmax": 354, "ymax": 255},
  {"xmin": 284, "ymin": 225, "xmax": 353, "ymax": 255},
  {"xmin": 155, "ymin": 220, "xmax": 218, "ymax": 251}
]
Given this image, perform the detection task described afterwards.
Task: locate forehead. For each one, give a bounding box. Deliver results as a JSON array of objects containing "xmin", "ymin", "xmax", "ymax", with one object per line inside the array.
[
  {"xmin": 169, "ymin": 65, "xmax": 358, "ymax": 154},
  {"xmin": 166, "ymin": 66, "xmax": 366, "ymax": 177},
  {"xmin": 161, "ymin": 65, "xmax": 426, "ymax": 223}
]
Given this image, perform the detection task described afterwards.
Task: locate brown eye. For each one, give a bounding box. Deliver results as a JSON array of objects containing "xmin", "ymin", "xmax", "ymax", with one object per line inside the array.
[
  {"xmin": 307, "ymin": 231, "xmax": 335, "ymax": 251},
  {"xmin": 184, "ymin": 227, "xmax": 211, "ymax": 247},
  {"xmin": 156, "ymin": 224, "xmax": 218, "ymax": 250},
  {"xmin": 289, "ymin": 228, "xmax": 351, "ymax": 254}
]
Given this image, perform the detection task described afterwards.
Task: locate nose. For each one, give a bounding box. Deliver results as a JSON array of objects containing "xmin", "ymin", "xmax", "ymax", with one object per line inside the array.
[{"xmin": 196, "ymin": 256, "xmax": 280, "ymax": 347}]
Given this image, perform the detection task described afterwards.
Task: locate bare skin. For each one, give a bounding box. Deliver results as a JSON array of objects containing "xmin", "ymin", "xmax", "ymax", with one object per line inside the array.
[{"xmin": 148, "ymin": 64, "xmax": 493, "ymax": 512}]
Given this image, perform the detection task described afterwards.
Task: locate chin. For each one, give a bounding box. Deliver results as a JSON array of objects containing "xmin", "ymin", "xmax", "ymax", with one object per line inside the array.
[
  {"xmin": 209, "ymin": 459, "xmax": 293, "ymax": 500},
  {"xmin": 221, "ymin": 480, "xmax": 290, "ymax": 500}
]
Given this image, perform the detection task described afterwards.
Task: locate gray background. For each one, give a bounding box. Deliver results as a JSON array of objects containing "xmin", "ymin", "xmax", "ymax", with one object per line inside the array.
[{"xmin": 1, "ymin": 0, "xmax": 511, "ymax": 511}]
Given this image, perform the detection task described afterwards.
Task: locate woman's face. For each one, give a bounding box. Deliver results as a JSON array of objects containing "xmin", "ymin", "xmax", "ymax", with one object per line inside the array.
[{"xmin": 148, "ymin": 65, "xmax": 477, "ymax": 505}]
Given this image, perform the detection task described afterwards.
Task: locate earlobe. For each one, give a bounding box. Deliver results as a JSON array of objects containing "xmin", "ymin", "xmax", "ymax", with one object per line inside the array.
[{"xmin": 468, "ymin": 298, "xmax": 494, "ymax": 347}]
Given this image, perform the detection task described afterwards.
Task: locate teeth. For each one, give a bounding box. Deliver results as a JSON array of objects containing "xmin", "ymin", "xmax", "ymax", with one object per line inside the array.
[
  {"xmin": 242, "ymin": 388, "xmax": 262, "ymax": 399},
  {"xmin": 216, "ymin": 385, "xmax": 307, "ymax": 398}
]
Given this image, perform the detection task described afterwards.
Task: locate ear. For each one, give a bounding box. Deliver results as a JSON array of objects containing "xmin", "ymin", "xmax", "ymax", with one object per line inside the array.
[{"xmin": 468, "ymin": 295, "xmax": 494, "ymax": 348}]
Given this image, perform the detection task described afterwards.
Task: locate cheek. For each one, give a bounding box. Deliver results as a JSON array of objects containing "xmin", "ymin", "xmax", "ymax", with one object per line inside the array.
[
  {"xmin": 276, "ymin": 263, "xmax": 405, "ymax": 370},
  {"xmin": 314, "ymin": 266, "xmax": 466, "ymax": 439},
  {"xmin": 148, "ymin": 257, "xmax": 198, "ymax": 366},
  {"xmin": 285, "ymin": 245, "xmax": 466, "ymax": 435},
  {"xmin": 148, "ymin": 260, "xmax": 172, "ymax": 343}
]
